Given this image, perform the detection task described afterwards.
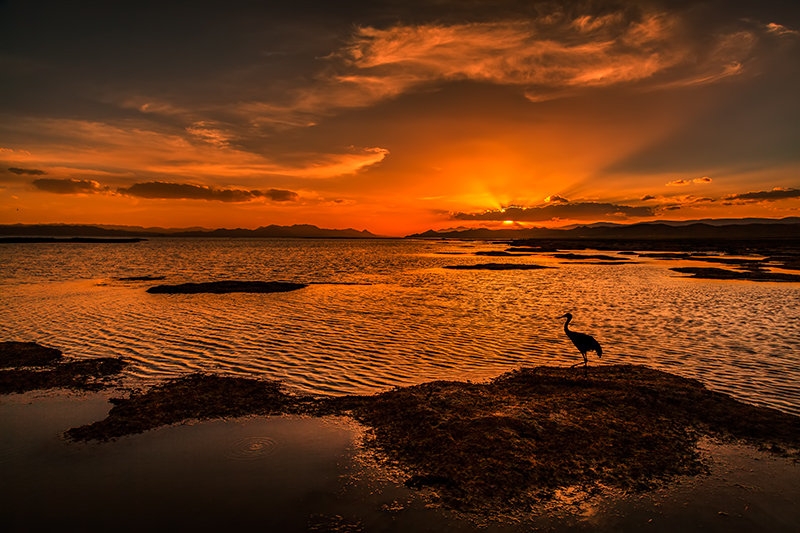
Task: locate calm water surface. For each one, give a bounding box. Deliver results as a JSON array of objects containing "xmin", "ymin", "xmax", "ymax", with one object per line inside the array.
[{"xmin": 1, "ymin": 239, "xmax": 798, "ymax": 415}]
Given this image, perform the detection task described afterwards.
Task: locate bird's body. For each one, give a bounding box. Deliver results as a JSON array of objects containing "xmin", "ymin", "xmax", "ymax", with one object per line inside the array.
[{"xmin": 560, "ymin": 313, "xmax": 602, "ymax": 368}]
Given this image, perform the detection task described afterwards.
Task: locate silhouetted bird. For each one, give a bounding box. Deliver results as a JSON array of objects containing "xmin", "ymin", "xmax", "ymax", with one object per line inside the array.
[{"xmin": 559, "ymin": 313, "xmax": 602, "ymax": 368}]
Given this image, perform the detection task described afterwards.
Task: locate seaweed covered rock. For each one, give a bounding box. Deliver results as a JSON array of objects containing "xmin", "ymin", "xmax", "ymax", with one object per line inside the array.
[
  {"xmin": 66, "ymin": 374, "xmax": 293, "ymax": 441},
  {"xmin": 0, "ymin": 341, "xmax": 124, "ymax": 394},
  {"xmin": 146, "ymin": 280, "xmax": 308, "ymax": 294},
  {"xmin": 0, "ymin": 341, "xmax": 63, "ymax": 368}
]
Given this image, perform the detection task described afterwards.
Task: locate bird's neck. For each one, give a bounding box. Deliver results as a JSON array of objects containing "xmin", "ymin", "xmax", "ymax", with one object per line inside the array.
[{"xmin": 563, "ymin": 317, "xmax": 572, "ymax": 333}]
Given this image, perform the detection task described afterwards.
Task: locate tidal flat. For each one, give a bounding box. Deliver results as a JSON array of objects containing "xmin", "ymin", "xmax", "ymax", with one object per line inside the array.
[
  {"xmin": 2, "ymin": 341, "xmax": 800, "ymax": 531},
  {"xmin": 2, "ymin": 238, "xmax": 799, "ymax": 530}
]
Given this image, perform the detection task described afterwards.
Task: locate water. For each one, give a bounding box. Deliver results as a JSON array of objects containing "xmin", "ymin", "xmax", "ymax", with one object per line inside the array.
[{"xmin": 1, "ymin": 238, "xmax": 799, "ymax": 415}]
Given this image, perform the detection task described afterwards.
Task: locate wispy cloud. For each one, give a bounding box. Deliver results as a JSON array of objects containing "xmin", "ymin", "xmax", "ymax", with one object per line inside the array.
[
  {"xmin": 6, "ymin": 118, "xmax": 388, "ymax": 182},
  {"xmin": 8, "ymin": 167, "xmax": 46, "ymax": 176},
  {"xmin": 452, "ymin": 202, "xmax": 654, "ymax": 222},
  {"xmin": 667, "ymin": 176, "xmax": 713, "ymax": 186},
  {"xmin": 185, "ymin": 122, "xmax": 233, "ymax": 148},
  {"xmin": 765, "ymin": 22, "xmax": 799, "ymax": 37},
  {"xmin": 251, "ymin": 7, "xmax": 761, "ymax": 123},
  {"xmin": 724, "ymin": 187, "xmax": 800, "ymax": 202},
  {"xmin": 117, "ymin": 182, "xmax": 299, "ymax": 202}
]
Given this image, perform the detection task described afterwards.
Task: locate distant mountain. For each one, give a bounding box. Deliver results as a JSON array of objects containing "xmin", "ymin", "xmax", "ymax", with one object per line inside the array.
[
  {"xmin": 558, "ymin": 217, "xmax": 800, "ymax": 230},
  {"xmin": 169, "ymin": 224, "xmax": 379, "ymax": 239},
  {"xmin": 564, "ymin": 222, "xmax": 800, "ymax": 240},
  {"xmin": 408, "ymin": 227, "xmax": 563, "ymax": 240},
  {"xmin": 406, "ymin": 217, "xmax": 800, "ymax": 241},
  {"xmin": 0, "ymin": 223, "xmax": 381, "ymax": 239}
]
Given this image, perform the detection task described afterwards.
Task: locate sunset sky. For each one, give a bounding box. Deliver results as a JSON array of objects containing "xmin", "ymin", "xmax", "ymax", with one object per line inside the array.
[{"xmin": 2, "ymin": 0, "xmax": 799, "ymax": 236}]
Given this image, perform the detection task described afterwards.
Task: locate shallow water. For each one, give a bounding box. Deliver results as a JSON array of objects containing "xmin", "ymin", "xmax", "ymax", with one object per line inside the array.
[{"xmin": 1, "ymin": 238, "xmax": 799, "ymax": 415}]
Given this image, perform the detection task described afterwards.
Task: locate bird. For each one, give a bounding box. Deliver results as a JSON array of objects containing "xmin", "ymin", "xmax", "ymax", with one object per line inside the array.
[{"xmin": 559, "ymin": 313, "xmax": 603, "ymax": 369}]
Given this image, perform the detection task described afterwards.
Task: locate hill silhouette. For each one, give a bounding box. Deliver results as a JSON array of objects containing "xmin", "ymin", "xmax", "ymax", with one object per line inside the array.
[{"xmin": 0, "ymin": 223, "xmax": 380, "ymax": 239}]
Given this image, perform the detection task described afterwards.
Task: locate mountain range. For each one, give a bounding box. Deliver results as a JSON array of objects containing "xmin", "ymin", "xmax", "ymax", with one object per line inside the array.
[
  {"xmin": 407, "ymin": 217, "xmax": 800, "ymax": 240},
  {"xmin": 1, "ymin": 217, "xmax": 798, "ymax": 240},
  {"xmin": 0, "ymin": 223, "xmax": 379, "ymax": 239}
]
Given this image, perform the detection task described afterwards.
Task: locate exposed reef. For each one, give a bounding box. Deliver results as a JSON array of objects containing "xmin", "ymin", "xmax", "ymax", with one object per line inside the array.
[
  {"xmin": 61, "ymin": 365, "xmax": 800, "ymax": 517},
  {"xmin": 0, "ymin": 341, "xmax": 62, "ymax": 368},
  {"xmin": 66, "ymin": 374, "xmax": 290, "ymax": 441},
  {"xmin": 0, "ymin": 341, "xmax": 125, "ymax": 393},
  {"xmin": 553, "ymin": 253, "xmax": 629, "ymax": 261},
  {"xmin": 670, "ymin": 267, "xmax": 800, "ymax": 282},
  {"xmin": 146, "ymin": 280, "xmax": 308, "ymax": 294},
  {"xmin": 443, "ymin": 263, "xmax": 549, "ymax": 271},
  {"xmin": 508, "ymin": 238, "xmax": 800, "ymax": 273},
  {"xmin": 117, "ymin": 275, "xmax": 167, "ymax": 282},
  {"xmin": 474, "ymin": 250, "xmax": 532, "ymax": 257}
]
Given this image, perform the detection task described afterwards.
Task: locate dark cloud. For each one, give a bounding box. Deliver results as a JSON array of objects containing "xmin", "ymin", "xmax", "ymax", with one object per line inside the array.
[
  {"xmin": 265, "ymin": 188, "xmax": 300, "ymax": 202},
  {"xmin": 452, "ymin": 202, "xmax": 654, "ymax": 222},
  {"xmin": 641, "ymin": 195, "xmax": 656, "ymax": 201},
  {"xmin": 544, "ymin": 195, "xmax": 569, "ymax": 204},
  {"xmin": 32, "ymin": 178, "xmax": 104, "ymax": 194},
  {"xmin": 724, "ymin": 187, "xmax": 800, "ymax": 202},
  {"xmin": 117, "ymin": 181, "xmax": 299, "ymax": 202},
  {"xmin": 8, "ymin": 167, "xmax": 46, "ymax": 175}
]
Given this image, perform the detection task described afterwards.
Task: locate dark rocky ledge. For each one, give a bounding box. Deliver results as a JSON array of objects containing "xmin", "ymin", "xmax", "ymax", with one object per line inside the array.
[
  {"xmin": 0, "ymin": 341, "xmax": 125, "ymax": 393},
  {"xmin": 62, "ymin": 365, "xmax": 800, "ymax": 517},
  {"xmin": 146, "ymin": 280, "xmax": 308, "ymax": 294},
  {"xmin": 670, "ymin": 267, "xmax": 800, "ymax": 282},
  {"xmin": 553, "ymin": 253, "xmax": 629, "ymax": 261},
  {"xmin": 0, "ymin": 341, "xmax": 63, "ymax": 368},
  {"xmin": 474, "ymin": 250, "xmax": 532, "ymax": 257},
  {"xmin": 117, "ymin": 275, "xmax": 167, "ymax": 282},
  {"xmin": 444, "ymin": 263, "xmax": 550, "ymax": 271}
]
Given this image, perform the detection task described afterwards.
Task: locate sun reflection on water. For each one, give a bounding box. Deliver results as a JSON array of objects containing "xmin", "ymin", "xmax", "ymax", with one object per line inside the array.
[{"xmin": 1, "ymin": 239, "xmax": 798, "ymax": 415}]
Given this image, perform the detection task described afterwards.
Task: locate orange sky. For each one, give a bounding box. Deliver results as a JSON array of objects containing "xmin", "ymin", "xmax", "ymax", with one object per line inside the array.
[{"xmin": 1, "ymin": 1, "xmax": 799, "ymax": 236}]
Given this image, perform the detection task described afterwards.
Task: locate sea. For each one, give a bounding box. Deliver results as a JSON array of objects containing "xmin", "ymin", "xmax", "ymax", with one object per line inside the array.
[{"xmin": 1, "ymin": 238, "xmax": 799, "ymax": 416}]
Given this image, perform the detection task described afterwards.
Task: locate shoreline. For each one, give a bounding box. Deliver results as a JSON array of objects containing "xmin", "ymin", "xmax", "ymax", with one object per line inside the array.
[
  {"xmin": 1, "ymin": 389, "xmax": 799, "ymax": 532},
  {"xmin": 3, "ymin": 341, "xmax": 799, "ymax": 523}
]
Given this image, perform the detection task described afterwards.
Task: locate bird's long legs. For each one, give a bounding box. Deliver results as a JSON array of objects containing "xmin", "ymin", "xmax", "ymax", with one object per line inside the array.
[{"xmin": 570, "ymin": 353, "xmax": 589, "ymax": 369}]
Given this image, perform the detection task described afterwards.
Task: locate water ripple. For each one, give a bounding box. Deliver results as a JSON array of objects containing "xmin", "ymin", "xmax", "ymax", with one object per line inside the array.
[
  {"xmin": 225, "ymin": 436, "xmax": 278, "ymax": 461},
  {"xmin": 1, "ymin": 239, "xmax": 799, "ymax": 416}
]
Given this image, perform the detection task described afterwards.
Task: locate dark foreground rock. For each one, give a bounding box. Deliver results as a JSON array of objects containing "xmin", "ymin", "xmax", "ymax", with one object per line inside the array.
[
  {"xmin": 0, "ymin": 341, "xmax": 125, "ymax": 393},
  {"xmin": 670, "ymin": 266, "xmax": 800, "ymax": 282},
  {"xmin": 64, "ymin": 364, "xmax": 800, "ymax": 516},
  {"xmin": 553, "ymin": 253, "xmax": 629, "ymax": 261},
  {"xmin": 117, "ymin": 275, "xmax": 167, "ymax": 282},
  {"xmin": 444, "ymin": 263, "xmax": 549, "ymax": 271},
  {"xmin": 66, "ymin": 374, "xmax": 289, "ymax": 441},
  {"xmin": 0, "ymin": 341, "xmax": 63, "ymax": 368},
  {"xmin": 146, "ymin": 280, "xmax": 308, "ymax": 294}
]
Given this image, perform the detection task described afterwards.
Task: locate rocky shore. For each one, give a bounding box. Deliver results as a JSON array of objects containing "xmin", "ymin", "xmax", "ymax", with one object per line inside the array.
[{"xmin": 3, "ymin": 341, "xmax": 799, "ymax": 518}]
